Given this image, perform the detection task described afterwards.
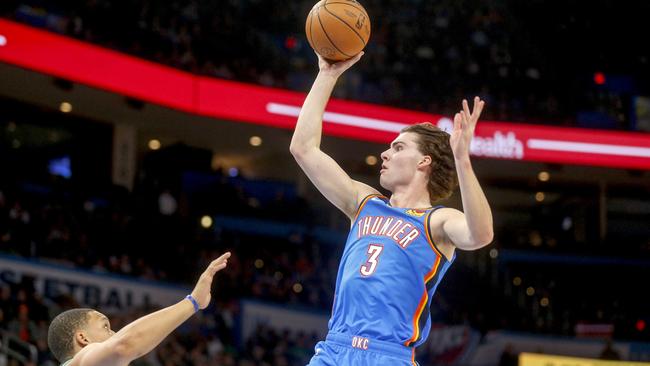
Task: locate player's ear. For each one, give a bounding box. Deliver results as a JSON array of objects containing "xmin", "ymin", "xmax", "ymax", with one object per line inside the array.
[
  {"xmin": 75, "ymin": 330, "xmax": 91, "ymax": 347},
  {"xmin": 418, "ymin": 155, "xmax": 432, "ymax": 169}
]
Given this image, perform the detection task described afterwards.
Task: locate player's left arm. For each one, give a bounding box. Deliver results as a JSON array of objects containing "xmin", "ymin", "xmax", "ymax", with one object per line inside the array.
[{"xmin": 442, "ymin": 97, "xmax": 493, "ymax": 250}]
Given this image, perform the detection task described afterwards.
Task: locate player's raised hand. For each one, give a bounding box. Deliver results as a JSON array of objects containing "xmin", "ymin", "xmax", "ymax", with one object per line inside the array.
[
  {"xmin": 190, "ymin": 252, "xmax": 231, "ymax": 309},
  {"xmin": 317, "ymin": 51, "xmax": 364, "ymax": 78},
  {"xmin": 450, "ymin": 97, "xmax": 485, "ymax": 160}
]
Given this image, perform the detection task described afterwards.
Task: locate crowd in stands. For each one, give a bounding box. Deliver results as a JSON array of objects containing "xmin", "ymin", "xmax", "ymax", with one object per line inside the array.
[
  {"xmin": 0, "ymin": 176, "xmax": 336, "ymax": 305},
  {"xmin": 4, "ymin": 0, "xmax": 648, "ymax": 130}
]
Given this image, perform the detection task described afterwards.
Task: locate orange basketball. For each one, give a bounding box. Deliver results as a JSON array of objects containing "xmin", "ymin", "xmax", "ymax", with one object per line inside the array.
[{"xmin": 305, "ymin": 0, "xmax": 371, "ymax": 62}]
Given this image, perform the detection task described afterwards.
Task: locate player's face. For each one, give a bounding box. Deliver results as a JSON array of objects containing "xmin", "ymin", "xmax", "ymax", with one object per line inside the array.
[
  {"xmin": 379, "ymin": 132, "xmax": 426, "ymax": 191},
  {"xmin": 82, "ymin": 311, "xmax": 115, "ymax": 344}
]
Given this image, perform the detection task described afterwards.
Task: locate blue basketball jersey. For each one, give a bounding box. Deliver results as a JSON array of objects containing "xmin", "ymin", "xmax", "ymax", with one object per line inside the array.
[{"xmin": 328, "ymin": 194, "xmax": 455, "ymax": 348}]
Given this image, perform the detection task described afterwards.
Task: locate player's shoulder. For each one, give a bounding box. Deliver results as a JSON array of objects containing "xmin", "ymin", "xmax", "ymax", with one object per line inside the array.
[
  {"xmin": 348, "ymin": 182, "xmax": 385, "ymax": 221},
  {"xmin": 353, "ymin": 181, "xmax": 382, "ymax": 201},
  {"xmin": 354, "ymin": 182, "xmax": 384, "ymax": 205},
  {"xmin": 70, "ymin": 341, "xmax": 128, "ymax": 366},
  {"xmin": 64, "ymin": 344, "xmax": 91, "ymax": 366},
  {"xmin": 427, "ymin": 207, "xmax": 464, "ymax": 236},
  {"xmin": 69, "ymin": 342, "xmax": 103, "ymax": 366},
  {"xmin": 430, "ymin": 206, "xmax": 462, "ymax": 217}
]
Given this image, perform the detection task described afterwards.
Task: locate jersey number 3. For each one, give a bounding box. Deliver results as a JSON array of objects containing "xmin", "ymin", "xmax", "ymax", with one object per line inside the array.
[{"xmin": 360, "ymin": 244, "xmax": 384, "ymax": 276}]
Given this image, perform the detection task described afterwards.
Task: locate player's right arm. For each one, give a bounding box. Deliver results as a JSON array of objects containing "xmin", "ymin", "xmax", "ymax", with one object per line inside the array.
[
  {"xmin": 72, "ymin": 253, "xmax": 231, "ymax": 366},
  {"xmin": 73, "ymin": 299, "xmax": 197, "ymax": 366},
  {"xmin": 290, "ymin": 52, "xmax": 379, "ymax": 220}
]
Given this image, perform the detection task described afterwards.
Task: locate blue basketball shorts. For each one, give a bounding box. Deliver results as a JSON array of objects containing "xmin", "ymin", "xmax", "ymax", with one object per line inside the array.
[{"xmin": 306, "ymin": 332, "xmax": 417, "ymax": 366}]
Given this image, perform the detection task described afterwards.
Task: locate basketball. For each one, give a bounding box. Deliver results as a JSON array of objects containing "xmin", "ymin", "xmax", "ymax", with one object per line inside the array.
[{"xmin": 305, "ymin": 0, "xmax": 371, "ymax": 62}]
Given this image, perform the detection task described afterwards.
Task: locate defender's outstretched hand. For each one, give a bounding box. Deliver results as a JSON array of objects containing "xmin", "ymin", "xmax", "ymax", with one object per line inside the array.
[
  {"xmin": 317, "ymin": 51, "xmax": 364, "ymax": 78},
  {"xmin": 190, "ymin": 252, "xmax": 231, "ymax": 310},
  {"xmin": 450, "ymin": 96, "xmax": 485, "ymax": 160}
]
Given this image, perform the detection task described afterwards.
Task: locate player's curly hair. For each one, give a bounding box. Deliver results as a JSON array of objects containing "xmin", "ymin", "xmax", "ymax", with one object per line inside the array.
[
  {"xmin": 47, "ymin": 308, "xmax": 93, "ymax": 363},
  {"xmin": 401, "ymin": 122, "xmax": 458, "ymax": 204}
]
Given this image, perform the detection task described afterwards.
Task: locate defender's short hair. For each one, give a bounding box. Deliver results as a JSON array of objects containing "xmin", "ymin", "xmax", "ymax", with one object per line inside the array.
[{"xmin": 47, "ymin": 308, "xmax": 93, "ymax": 363}]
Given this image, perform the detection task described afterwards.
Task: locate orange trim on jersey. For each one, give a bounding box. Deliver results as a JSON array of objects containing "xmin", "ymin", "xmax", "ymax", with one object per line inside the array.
[
  {"xmin": 424, "ymin": 255, "xmax": 441, "ymax": 283},
  {"xmin": 411, "ymin": 347, "xmax": 417, "ymax": 365},
  {"xmin": 353, "ymin": 194, "xmax": 385, "ymax": 222},
  {"xmin": 405, "ymin": 254, "xmax": 441, "ymax": 346},
  {"xmin": 403, "ymin": 208, "xmax": 446, "ymax": 348},
  {"xmin": 405, "ymin": 290, "xmax": 428, "ymax": 346}
]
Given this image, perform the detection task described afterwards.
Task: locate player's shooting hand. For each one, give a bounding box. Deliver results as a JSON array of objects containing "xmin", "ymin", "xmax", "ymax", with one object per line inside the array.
[
  {"xmin": 317, "ymin": 51, "xmax": 364, "ymax": 78},
  {"xmin": 190, "ymin": 252, "xmax": 231, "ymax": 309},
  {"xmin": 450, "ymin": 97, "xmax": 485, "ymax": 161}
]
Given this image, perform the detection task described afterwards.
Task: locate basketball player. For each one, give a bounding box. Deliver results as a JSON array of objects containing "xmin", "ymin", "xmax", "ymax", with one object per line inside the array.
[
  {"xmin": 47, "ymin": 252, "xmax": 231, "ymax": 366},
  {"xmin": 290, "ymin": 52, "xmax": 493, "ymax": 366}
]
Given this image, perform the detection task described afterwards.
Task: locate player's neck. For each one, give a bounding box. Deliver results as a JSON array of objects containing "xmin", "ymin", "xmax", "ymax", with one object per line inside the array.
[{"xmin": 388, "ymin": 186, "xmax": 431, "ymax": 209}]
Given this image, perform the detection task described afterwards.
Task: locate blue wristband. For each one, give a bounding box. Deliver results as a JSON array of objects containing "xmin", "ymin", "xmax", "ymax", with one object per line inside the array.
[{"xmin": 185, "ymin": 294, "xmax": 200, "ymax": 313}]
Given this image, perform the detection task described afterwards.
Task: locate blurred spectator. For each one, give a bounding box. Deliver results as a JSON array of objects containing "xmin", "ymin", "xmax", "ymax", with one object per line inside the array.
[
  {"xmin": 498, "ymin": 343, "xmax": 518, "ymax": 366},
  {"xmin": 158, "ymin": 189, "xmax": 178, "ymax": 216},
  {"xmin": 599, "ymin": 339, "xmax": 621, "ymax": 360}
]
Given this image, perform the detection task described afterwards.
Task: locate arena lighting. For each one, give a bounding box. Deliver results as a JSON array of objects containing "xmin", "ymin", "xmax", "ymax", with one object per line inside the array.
[
  {"xmin": 2, "ymin": 19, "xmax": 650, "ymax": 169},
  {"xmin": 526, "ymin": 139, "xmax": 650, "ymax": 158},
  {"xmin": 200, "ymin": 215, "xmax": 213, "ymax": 228},
  {"xmin": 148, "ymin": 139, "xmax": 161, "ymax": 150},
  {"xmin": 537, "ymin": 171, "xmax": 550, "ymax": 182},
  {"xmin": 365, "ymin": 155, "xmax": 378, "ymax": 166},
  {"xmin": 266, "ymin": 102, "xmax": 406, "ymax": 133},
  {"xmin": 249, "ymin": 136, "xmax": 262, "ymax": 146},
  {"xmin": 540, "ymin": 297, "xmax": 549, "ymax": 307},
  {"xmin": 59, "ymin": 102, "xmax": 72, "ymax": 113},
  {"xmin": 535, "ymin": 192, "xmax": 545, "ymax": 202},
  {"xmin": 526, "ymin": 287, "xmax": 535, "ymax": 296},
  {"xmin": 594, "ymin": 72, "xmax": 606, "ymax": 85},
  {"xmin": 284, "ymin": 35, "xmax": 298, "ymax": 50}
]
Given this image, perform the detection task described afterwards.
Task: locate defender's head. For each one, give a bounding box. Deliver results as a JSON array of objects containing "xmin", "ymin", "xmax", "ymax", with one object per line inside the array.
[{"xmin": 47, "ymin": 308, "xmax": 115, "ymax": 363}]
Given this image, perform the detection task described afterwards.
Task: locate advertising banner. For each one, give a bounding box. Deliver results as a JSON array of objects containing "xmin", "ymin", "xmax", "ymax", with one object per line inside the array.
[
  {"xmin": 0, "ymin": 255, "xmax": 188, "ymax": 311},
  {"xmin": 1, "ymin": 19, "xmax": 649, "ymax": 169}
]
